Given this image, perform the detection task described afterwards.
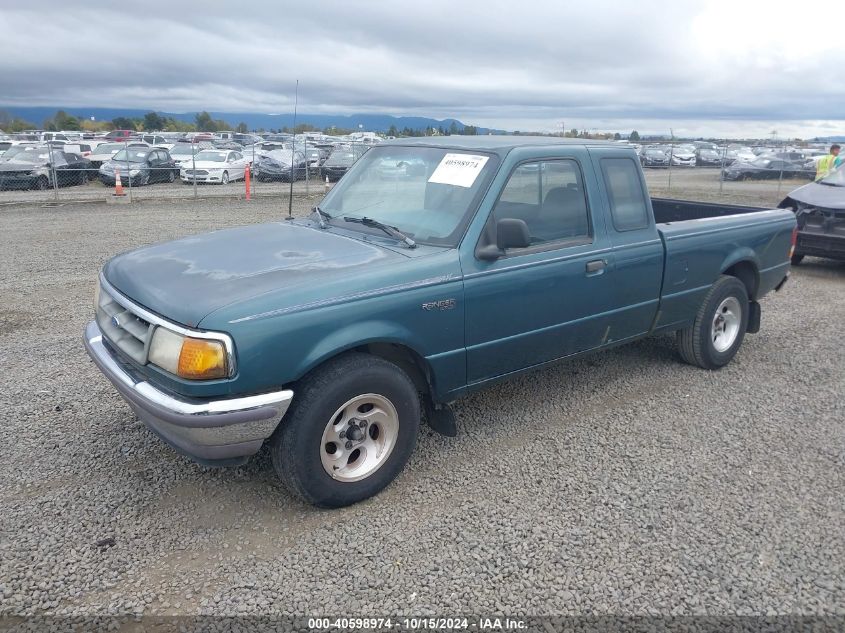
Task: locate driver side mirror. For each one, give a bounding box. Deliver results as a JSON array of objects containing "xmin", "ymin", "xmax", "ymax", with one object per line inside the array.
[{"xmin": 477, "ymin": 218, "xmax": 531, "ymax": 260}]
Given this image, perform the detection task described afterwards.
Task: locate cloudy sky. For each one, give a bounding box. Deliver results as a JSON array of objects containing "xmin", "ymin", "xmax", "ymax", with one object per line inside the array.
[{"xmin": 2, "ymin": 1, "xmax": 844, "ymax": 137}]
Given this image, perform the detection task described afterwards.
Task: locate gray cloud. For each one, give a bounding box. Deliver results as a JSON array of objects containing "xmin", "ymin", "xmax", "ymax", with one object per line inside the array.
[{"xmin": 1, "ymin": 1, "xmax": 843, "ymax": 136}]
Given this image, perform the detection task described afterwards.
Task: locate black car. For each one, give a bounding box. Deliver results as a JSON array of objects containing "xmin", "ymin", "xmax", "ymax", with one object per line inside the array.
[
  {"xmin": 695, "ymin": 148, "xmax": 723, "ymax": 167},
  {"xmin": 322, "ymin": 146, "xmax": 369, "ymax": 181},
  {"xmin": 0, "ymin": 149, "xmax": 92, "ymax": 190},
  {"xmin": 721, "ymin": 157, "xmax": 806, "ymax": 181},
  {"xmin": 99, "ymin": 147, "xmax": 178, "ymax": 186},
  {"xmin": 254, "ymin": 150, "xmax": 308, "ymax": 182},
  {"xmin": 640, "ymin": 147, "xmax": 669, "ymax": 168}
]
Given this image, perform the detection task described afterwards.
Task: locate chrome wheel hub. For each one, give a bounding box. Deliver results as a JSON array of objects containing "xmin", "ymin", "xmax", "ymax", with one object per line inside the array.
[
  {"xmin": 711, "ymin": 296, "xmax": 741, "ymax": 353},
  {"xmin": 320, "ymin": 394, "xmax": 399, "ymax": 482}
]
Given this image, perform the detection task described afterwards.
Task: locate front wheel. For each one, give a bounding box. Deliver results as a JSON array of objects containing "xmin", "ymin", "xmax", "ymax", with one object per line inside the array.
[
  {"xmin": 677, "ymin": 275, "xmax": 749, "ymax": 369},
  {"xmin": 270, "ymin": 353, "xmax": 420, "ymax": 508},
  {"xmin": 790, "ymin": 253, "xmax": 804, "ymax": 266},
  {"xmin": 221, "ymin": 171, "xmax": 229, "ymax": 185}
]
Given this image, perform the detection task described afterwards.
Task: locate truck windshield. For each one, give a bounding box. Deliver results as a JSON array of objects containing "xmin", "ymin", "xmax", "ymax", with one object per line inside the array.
[{"xmin": 320, "ymin": 145, "xmax": 498, "ymax": 246}]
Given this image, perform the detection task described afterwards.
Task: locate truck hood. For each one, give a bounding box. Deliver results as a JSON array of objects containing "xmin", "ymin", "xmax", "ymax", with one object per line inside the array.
[{"xmin": 103, "ymin": 222, "xmax": 403, "ymax": 327}]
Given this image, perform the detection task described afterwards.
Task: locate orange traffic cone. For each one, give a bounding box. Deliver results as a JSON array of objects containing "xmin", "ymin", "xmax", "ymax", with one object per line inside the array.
[{"xmin": 113, "ymin": 168, "xmax": 125, "ymax": 197}]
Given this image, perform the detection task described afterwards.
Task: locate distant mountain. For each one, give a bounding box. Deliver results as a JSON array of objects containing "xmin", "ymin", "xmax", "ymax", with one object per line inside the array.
[{"xmin": 0, "ymin": 106, "xmax": 500, "ymax": 134}]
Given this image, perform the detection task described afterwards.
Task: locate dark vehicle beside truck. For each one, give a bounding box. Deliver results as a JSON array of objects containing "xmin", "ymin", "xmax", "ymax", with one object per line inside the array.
[
  {"xmin": 779, "ymin": 165, "xmax": 845, "ymax": 264},
  {"xmin": 84, "ymin": 137, "xmax": 795, "ymax": 508}
]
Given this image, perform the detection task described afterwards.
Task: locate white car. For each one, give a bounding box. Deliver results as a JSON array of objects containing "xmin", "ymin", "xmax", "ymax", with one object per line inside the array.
[
  {"xmin": 169, "ymin": 142, "xmax": 214, "ymax": 170},
  {"xmin": 670, "ymin": 146, "xmax": 697, "ymax": 167},
  {"xmin": 180, "ymin": 149, "xmax": 249, "ymax": 184}
]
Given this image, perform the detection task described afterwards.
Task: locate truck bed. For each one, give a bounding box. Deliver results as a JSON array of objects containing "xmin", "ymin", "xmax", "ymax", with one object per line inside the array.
[
  {"xmin": 648, "ymin": 198, "xmax": 795, "ymax": 335},
  {"xmin": 651, "ymin": 197, "xmax": 767, "ymax": 223}
]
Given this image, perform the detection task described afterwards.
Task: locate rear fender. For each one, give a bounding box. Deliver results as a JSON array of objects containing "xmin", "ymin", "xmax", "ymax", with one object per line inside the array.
[{"xmin": 720, "ymin": 250, "xmax": 760, "ymax": 300}]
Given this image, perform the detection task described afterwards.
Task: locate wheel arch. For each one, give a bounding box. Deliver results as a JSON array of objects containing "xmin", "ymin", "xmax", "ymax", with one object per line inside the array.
[
  {"xmin": 721, "ymin": 257, "xmax": 759, "ymax": 300},
  {"xmin": 292, "ymin": 336, "xmax": 436, "ymax": 401}
]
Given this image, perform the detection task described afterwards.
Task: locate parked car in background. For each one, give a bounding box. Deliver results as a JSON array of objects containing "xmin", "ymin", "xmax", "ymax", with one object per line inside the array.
[
  {"xmin": 103, "ymin": 130, "xmax": 136, "ymax": 142},
  {"xmin": 322, "ymin": 146, "xmax": 368, "ymax": 181},
  {"xmin": 99, "ymin": 147, "xmax": 178, "ymax": 186},
  {"xmin": 169, "ymin": 142, "xmax": 214, "ymax": 170},
  {"xmin": 721, "ymin": 157, "xmax": 805, "ymax": 181},
  {"xmin": 779, "ymin": 166, "xmax": 845, "ymax": 265},
  {"xmin": 87, "ymin": 142, "xmax": 149, "ymax": 172},
  {"xmin": 140, "ymin": 134, "xmax": 173, "ymax": 150},
  {"xmin": 254, "ymin": 150, "xmax": 307, "ymax": 182},
  {"xmin": 695, "ymin": 148, "xmax": 722, "ymax": 167},
  {"xmin": 0, "ymin": 150, "xmax": 91, "ymax": 190},
  {"xmin": 180, "ymin": 149, "xmax": 249, "ymax": 185},
  {"xmin": 1, "ymin": 143, "xmax": 43, "ymax": 162},
  {"xmin": 670, "ymin": 145, "xmax": 697, "ymax": 167},
  {"xmin": 724, "ymin": 147, "xmax": 756, "ymax": 165},
  {"xmin": 233, "ymin": 133, "xmax": 263, "ymax": 146},
  {"xmin": 640, "ymin": 146, "xmax": 670, "ymax": 168}
]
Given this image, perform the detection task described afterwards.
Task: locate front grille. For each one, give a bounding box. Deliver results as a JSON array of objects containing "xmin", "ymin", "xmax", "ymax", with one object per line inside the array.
[
  {"xmin": 185, "ymin": 169, "xmax": 208, "ymax": 176},
  {"xmin": 96, "ymin": 283, "xmax": 154, "ymax": 365}
]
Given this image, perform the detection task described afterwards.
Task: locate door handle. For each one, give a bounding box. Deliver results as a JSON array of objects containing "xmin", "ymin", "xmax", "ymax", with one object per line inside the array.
[{"xmin": 585, "ymin": 259, "xmax": 607, "ymax": 274}]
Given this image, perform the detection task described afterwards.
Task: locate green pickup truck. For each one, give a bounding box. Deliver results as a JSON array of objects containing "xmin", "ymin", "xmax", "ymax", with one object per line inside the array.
[{"xmin": 84, "ymin": 137, "xmax": 795, "ymax": 507}]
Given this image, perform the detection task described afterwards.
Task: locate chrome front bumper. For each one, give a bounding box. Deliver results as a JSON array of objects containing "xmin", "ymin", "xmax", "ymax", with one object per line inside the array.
[{"xmin": 84, "ymin": 321, "xmax": 293, "ymax": 466}]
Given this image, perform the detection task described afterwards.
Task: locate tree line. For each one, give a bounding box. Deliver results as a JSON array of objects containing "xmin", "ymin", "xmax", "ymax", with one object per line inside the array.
[{"xmin": 0, "ymin": 110, "xmax": 481, "ymax": 137}]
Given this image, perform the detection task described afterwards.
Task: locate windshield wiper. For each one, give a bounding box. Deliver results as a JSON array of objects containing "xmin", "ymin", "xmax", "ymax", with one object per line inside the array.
[
  {"xmin": 312, "ymin": 205, "xmax": 331, "ymax": 228},
  {"xmin": 342, "ymin": 216, "xmax": 416, "ymax": 248}
]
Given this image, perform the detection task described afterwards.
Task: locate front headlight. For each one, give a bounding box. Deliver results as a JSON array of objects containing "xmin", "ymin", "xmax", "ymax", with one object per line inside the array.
[
  {"xmin": 129, "ymin": 168, "xmax": 140, "ymax": 176},
  {"xmin": 149, "ymin": 327, "xmax": 228, "ymax": 380}
]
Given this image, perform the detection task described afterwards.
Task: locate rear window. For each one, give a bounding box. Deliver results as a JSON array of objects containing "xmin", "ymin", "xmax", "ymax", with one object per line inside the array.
[{"xmin": 601, "ymin": 158, "xmax": 649, "ymax": 231}]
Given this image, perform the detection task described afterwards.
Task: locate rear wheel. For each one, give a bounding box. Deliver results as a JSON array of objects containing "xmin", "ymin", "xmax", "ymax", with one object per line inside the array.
[
  {"xmin": 677, "ymin": 275, "xmax": 749, "ymax": 369},
  {"xmin": 270, "ymin": 353, "xmax": 420, "ymax": 508},
  {"xmin": 78, "ymin": 170, "xmax": 88, "ymax": 185},
  {"xmin": 790, "ymin": 253, "xmax": 804, "ymax": 266},
  {"xmin": 167, "ymin": 169, "xmax": 175, "ymax": 183},
  {"xmin": 35, "ymin": 176, "xmax": 49, "ymax": 191}
]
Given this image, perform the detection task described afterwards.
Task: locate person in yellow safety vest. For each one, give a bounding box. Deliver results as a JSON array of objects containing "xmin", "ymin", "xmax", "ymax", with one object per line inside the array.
[{"xmin": 815, "ymin": 144, "xmax": 840, "ymax": 180}]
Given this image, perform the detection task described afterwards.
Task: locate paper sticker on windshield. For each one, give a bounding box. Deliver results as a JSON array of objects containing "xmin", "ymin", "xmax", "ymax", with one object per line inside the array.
[{"xmin": 428, "ymin": 153, "xmax": 489, "ymax": 188}]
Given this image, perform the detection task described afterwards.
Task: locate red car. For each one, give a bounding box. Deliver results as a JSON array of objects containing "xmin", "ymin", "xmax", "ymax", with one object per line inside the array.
[{"xmin": 103, "ymin": 129, "xmax": 135, "ymax": 142}]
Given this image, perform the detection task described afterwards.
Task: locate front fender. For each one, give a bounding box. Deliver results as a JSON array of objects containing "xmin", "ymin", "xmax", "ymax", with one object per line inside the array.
[{"xmin": 295, "ymin": 319, "xmax": 430, "ymax": 381}]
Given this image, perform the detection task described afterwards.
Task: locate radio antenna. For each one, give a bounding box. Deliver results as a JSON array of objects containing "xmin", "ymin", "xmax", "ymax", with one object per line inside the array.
[{"xmin": 287, "ymin": 79, "xmax": 298, "ymax": 221}]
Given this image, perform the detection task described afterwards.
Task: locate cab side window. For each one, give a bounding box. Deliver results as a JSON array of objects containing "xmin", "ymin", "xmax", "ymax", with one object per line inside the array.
[
  {"xmin": 492, "ymin": 159, "xmax": 590, "ymax": 247},
  {"xmin": 601, "ymin": 158, "xmax": 649, "ymax": 231}
]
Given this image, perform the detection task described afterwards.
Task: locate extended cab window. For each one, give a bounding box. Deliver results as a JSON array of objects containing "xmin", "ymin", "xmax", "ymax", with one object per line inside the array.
[
  {"xmin": 601, "ymin": 158, "xmax": 649, "ymax": 231},
  {"xmin": 493, "ymin": 159, "xmax": 590, "ymax": 246}
]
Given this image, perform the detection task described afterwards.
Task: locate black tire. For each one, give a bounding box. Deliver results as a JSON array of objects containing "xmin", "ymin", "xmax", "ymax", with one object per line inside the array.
[
  {"xmin": 270, "ymin": 353, "xmax": 421, "ymax": 508},
  {"xmin": 221, "ymin": 171, "xmax": 229, "ymax": 185},
  {"xmin": 167, "ymin": 170, "xmax": 175, "ymax": 183},
  {"xmin": 35, "ymin": 176, "xmax": 48, "ymax": 191},
  {"xmin": 677, "ymin": 275, "xmax": 749, "ymax": 370},
  {"xmin": 790, "ymin": 253, "xmax": 804, "ymax": 266},
  {"xmin": 78, "ymin": 170, "xmax": 88, "ymax": 185}
]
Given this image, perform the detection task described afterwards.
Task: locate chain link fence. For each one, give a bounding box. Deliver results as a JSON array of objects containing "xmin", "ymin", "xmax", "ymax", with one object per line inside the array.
[
  {"xmin": 0, "ymin": 132, "xmax": 377, "ymax": 205},
  {"xmin": 0, "ymin": 132, "xmax": 831, "ymax": 208}
]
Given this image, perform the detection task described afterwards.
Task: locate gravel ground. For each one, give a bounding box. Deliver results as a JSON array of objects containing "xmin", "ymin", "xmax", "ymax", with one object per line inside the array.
[{"xmin": 0, "ymin": 195, "xmax": 843, "ymax": 624}]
